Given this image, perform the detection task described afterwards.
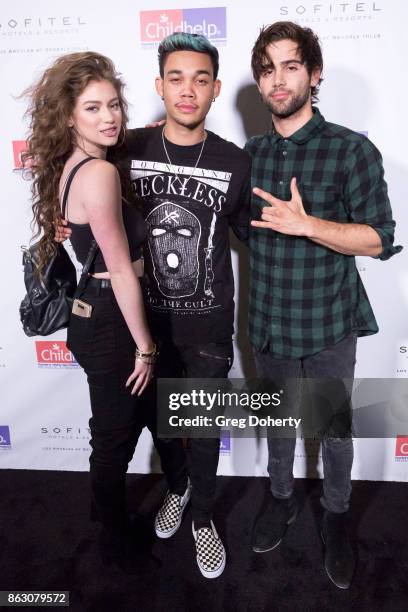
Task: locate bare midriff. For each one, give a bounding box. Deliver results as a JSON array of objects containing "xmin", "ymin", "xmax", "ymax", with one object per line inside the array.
[{"xmin": 91, "ymin": 259, "xmax": 143, "ymax": 279}]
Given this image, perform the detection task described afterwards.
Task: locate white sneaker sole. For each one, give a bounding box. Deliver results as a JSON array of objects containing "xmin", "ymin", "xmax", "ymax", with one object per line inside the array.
[{"xmin": 196, "ymin": 552, "xmax": 226, "ymax": 579}]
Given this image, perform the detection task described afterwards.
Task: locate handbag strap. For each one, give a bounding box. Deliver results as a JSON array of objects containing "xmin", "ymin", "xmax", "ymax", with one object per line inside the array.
[
  {"xmin": 60, "ymin": 157, "xmax": 100, "ymax": 299},
  {"xmin": 61, "ymin": 157, "xmax": 96, "ymax": 219},
  {"xmin": 75, "ymin": 239, "xmax": 99, "ymax": 299}
]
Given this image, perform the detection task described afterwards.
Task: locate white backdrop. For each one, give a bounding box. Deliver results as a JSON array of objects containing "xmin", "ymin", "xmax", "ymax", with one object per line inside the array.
[{"xmin": 1, "ymin": 0, "xmax": 407, "ymax": 481}]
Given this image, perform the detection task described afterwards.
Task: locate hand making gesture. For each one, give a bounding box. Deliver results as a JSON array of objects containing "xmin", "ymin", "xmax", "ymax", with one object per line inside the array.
[{"xmin": 251, "ymin": 177, "xmax": 312, "ymax": 237}]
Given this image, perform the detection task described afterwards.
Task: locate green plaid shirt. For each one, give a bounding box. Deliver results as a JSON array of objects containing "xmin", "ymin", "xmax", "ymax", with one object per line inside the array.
[{"xmin": 245, "ymin": 108, "xmax": 402, "ymax": 358}]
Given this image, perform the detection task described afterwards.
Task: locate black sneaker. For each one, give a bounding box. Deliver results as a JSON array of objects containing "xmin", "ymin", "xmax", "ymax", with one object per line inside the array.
[
  {"xmin": 155, "ymin": 481, "xmax": 192, "ymax": 539},
  {"xmin": 98, "ymin": 516, "xmax": 151, "ymax": 574},
  {"xmin": 321, "ymin": 510, "xmax": 355, "ymax": 589},
  {"xmin": 251, "ymin": 494, "xmax": 298, "ymax": 553}
]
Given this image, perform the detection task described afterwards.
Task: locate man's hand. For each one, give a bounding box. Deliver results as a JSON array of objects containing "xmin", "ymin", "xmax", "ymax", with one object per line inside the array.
[
  {"xmin": 54, "ymin": 218, "xmax": 71, "ymax": 243},
  {"xmin": 144, "ymin": 119, "xmax": 166, "ymax": 129},
  {"xmin": 251, "ymin": 177, "xmax": 312, "ymax": 237},
  {"xmin": 251, "ymin": 176, "xmax": 383, "ymax": 256}
]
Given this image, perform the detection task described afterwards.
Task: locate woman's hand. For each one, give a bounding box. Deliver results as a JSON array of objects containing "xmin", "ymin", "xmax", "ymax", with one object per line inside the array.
[{"xmin": 126, "ymin": 357, "xmax": 154, "ymax": 396}]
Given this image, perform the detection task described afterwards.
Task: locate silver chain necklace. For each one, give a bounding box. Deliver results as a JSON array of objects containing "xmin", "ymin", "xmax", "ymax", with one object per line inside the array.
[{"xmin": 161, "ymin": 127, "xmax": 207, "ymax": 185}]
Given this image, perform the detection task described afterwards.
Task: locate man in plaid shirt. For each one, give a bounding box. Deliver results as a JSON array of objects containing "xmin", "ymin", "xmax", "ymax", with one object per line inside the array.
[{"xmin": 246, "ymin": 22, "xmax": 401, "ymax": 589}]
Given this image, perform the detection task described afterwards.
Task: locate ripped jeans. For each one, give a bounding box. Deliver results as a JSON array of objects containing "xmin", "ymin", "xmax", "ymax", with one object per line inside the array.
[{"xmin": 254, "ymin": 334, "xmax": 357, "ymax": 514}]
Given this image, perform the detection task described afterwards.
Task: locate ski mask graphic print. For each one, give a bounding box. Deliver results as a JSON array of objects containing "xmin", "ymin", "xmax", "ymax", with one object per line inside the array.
[{"xmin": 146, "ymin": 202, "xmax": 201, "ymax": 298}]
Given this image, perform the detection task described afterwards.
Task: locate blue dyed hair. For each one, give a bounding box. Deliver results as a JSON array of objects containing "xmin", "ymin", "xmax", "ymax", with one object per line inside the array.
[{"xmin": 158, "ymin": 32, "xmax": 219, "ymax": 79}]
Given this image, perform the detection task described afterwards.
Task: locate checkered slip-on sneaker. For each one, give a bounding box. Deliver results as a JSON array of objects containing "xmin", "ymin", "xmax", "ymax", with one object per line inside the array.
[
  {"xmin": 192, "ymin": 521, "xmax": 226, "ymax": 579},
  {"xmin": 154, "ymin": 482, "xmax": 192, "ymax": 539}
]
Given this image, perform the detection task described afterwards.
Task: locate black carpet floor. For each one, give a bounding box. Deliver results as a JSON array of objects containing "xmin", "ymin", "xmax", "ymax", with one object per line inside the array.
[{"xmin": 0, "ymin": 471, "xmax": 407, "ymax": 612}]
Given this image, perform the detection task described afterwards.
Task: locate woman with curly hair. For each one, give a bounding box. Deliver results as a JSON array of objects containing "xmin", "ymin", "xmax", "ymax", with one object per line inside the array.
[{"xmin": 23, "ymin": 51, "xmax": 157, "ymax": 567}]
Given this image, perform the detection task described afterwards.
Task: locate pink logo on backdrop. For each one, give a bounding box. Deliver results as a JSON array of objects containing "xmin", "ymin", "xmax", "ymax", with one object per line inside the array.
[
  {"xmin": 35, "ymin": 341, "xmax": 78, "ymax": 368},
  {"xmin": 140, "ymin": 7, "xmax": 227, "ymax": 46},
  {"xmin": 395, "ymin": 436, "xmax": 408, "ymax": 461},
  {"xmin": 12, "ymin": 140, "xmax": 29, "ymax": 170}
]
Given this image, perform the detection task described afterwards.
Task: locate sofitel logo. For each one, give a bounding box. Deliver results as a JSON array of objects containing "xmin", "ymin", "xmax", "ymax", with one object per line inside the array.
[
  {"xmin": 220, "ymin": 429, "xmax": 230, "ymax": 455},
  {"xmin": 279, "ymin": 3, "xmax": 382, "ymax": 16},
  {"xmin": 0, "ymin": 16, "xmax": 86, "ymax": 30},
  {"xmin": 395, "ymin": 436, "xmax": 408, "ymax": 462},
  {"xmin": 41, "ymin": 426, "xmax": 90, "ymax": 437},
  {"xmin": 140, "ymin": 7, "xmax": 226, "ymax": 46},
  {"xmin": 0, "ymin": 426, "xmax": 11, "ymax": 450},
  {"xmin": 35, "ymin": 341, "xmax": 78, "ymax": 368}
]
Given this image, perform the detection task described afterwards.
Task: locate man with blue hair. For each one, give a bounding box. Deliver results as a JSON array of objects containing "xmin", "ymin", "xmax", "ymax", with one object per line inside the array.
[{"xmin": 123, "ymin": 32, "xmax": 251, "ymax": 579}]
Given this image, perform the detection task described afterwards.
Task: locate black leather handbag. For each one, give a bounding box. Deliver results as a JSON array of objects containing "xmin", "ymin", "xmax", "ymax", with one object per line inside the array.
[
  {"xmin": 20, "ymin": 157, "xmax": 98, "ymax": 337},
  {"xmin": 20, "ymin": 241, "xmax": 78, "ymax": 337}
]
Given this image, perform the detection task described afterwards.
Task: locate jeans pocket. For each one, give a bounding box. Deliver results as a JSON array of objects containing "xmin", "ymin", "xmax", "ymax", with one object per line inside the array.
[
  {"xmin": 197, "ymin": 342, "xmax": 234, "ymax": 373},
  {"xmin": 67, "ymin": 312, "xmax": 96, "ymax": 362}
]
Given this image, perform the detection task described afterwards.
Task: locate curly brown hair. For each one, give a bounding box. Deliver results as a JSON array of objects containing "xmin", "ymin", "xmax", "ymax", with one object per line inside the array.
[
  {"xmin": 251, "ymin": 21, "xmax": 323, "ymax": 103},
  {"xmin": 22, "ymin": 51, "xmax": 131, "ymax": 274}
]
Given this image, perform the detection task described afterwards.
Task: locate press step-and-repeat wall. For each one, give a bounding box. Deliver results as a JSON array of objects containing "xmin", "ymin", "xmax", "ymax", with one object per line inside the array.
[{"xmin": 1, "ymin": 0, "xmax": 407, "ymax": 480}]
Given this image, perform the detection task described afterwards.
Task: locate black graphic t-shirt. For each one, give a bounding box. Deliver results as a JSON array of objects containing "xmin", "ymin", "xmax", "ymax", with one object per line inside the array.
[{"xmin": 122, "ymin": 127, "xmax": 251, "ymax": 344}]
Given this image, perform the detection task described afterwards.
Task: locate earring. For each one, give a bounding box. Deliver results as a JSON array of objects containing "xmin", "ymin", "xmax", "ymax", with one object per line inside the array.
[
  {"xmin": 213, "ymin": 97, "xmax": 216, "ymax": 102},
  {"xmin": 161, "ymin": 96, "xmax": 164, "ymax": 100}
]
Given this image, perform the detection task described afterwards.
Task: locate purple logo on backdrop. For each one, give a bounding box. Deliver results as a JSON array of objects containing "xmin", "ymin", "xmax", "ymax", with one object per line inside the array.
[
  {"xmin": 140, "ymin": 7, "xmax": 227, "ymax": 46},
  {"xmin": 220, "ymin": 429, "xmax": 230, "ymax": 454},
  {"xmin": 0, "ymin": 426, "xmax": 11, "ymax": 449},
  {"xmin": 184, "ymin": 7, "xmax": 226, "ymax": 39}
]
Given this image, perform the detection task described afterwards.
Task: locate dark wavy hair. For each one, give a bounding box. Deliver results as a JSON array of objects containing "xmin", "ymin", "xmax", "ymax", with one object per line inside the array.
[
  {"xmin": 22, "ymin": 51, "xmax": 131, "ymax": 274},
  {"xmin": 251, "ymin": 21, "xmax": 323, "ymax": 103}
]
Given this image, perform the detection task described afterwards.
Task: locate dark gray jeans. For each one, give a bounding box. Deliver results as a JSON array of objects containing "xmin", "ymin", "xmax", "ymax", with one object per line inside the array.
[{"xmin": 254, "ymin": 334, "xmax": 357, "ymax": 514}]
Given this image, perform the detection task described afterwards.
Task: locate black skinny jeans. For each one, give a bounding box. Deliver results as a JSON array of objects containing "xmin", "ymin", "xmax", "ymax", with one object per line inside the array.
[
  {"xmin": 141, "ymin": 339, "xmax": 233, "ymax": 527},
  {"xmin": 254, "ymin": 333, "xmax": 357, "ymax": 514},
  {"xmin": 67, "ymin": 283, "xmax": 157, "ymax": 535}
]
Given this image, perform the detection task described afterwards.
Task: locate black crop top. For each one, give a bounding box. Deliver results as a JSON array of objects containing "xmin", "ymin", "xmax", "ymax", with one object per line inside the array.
[{"xmin": 62, "ymin": 158, "xmax": 147, "ymax": 274}]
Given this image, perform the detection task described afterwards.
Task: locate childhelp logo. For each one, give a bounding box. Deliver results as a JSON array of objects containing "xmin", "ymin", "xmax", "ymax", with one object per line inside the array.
[
  {"xmin": 35, "ymin": 341, "xmax": 78, "ymax": 368},
  {"xmin": 12, "ymin": 140, "xmax": 28, "ymax": 170},
  {"xmin": 0, "ymin": 426, "xmax": 11, "ymax": 450},
  {"xmin": 395, "ymin": 436, "xmax": 408, "ymax": 462},
  {"xmin": 140, "ymin": 7, "xmax": 226, "ymax": 46}
]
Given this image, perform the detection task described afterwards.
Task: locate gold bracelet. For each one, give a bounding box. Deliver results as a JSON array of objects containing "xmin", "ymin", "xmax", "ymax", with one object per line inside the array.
[
  {"xmin": 136, "ymin": 356, "xmax": 156, "ymax": 365},
  {"xmin": 135, "ymin": 342, "xmax": 157, "ymax": 358}
]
